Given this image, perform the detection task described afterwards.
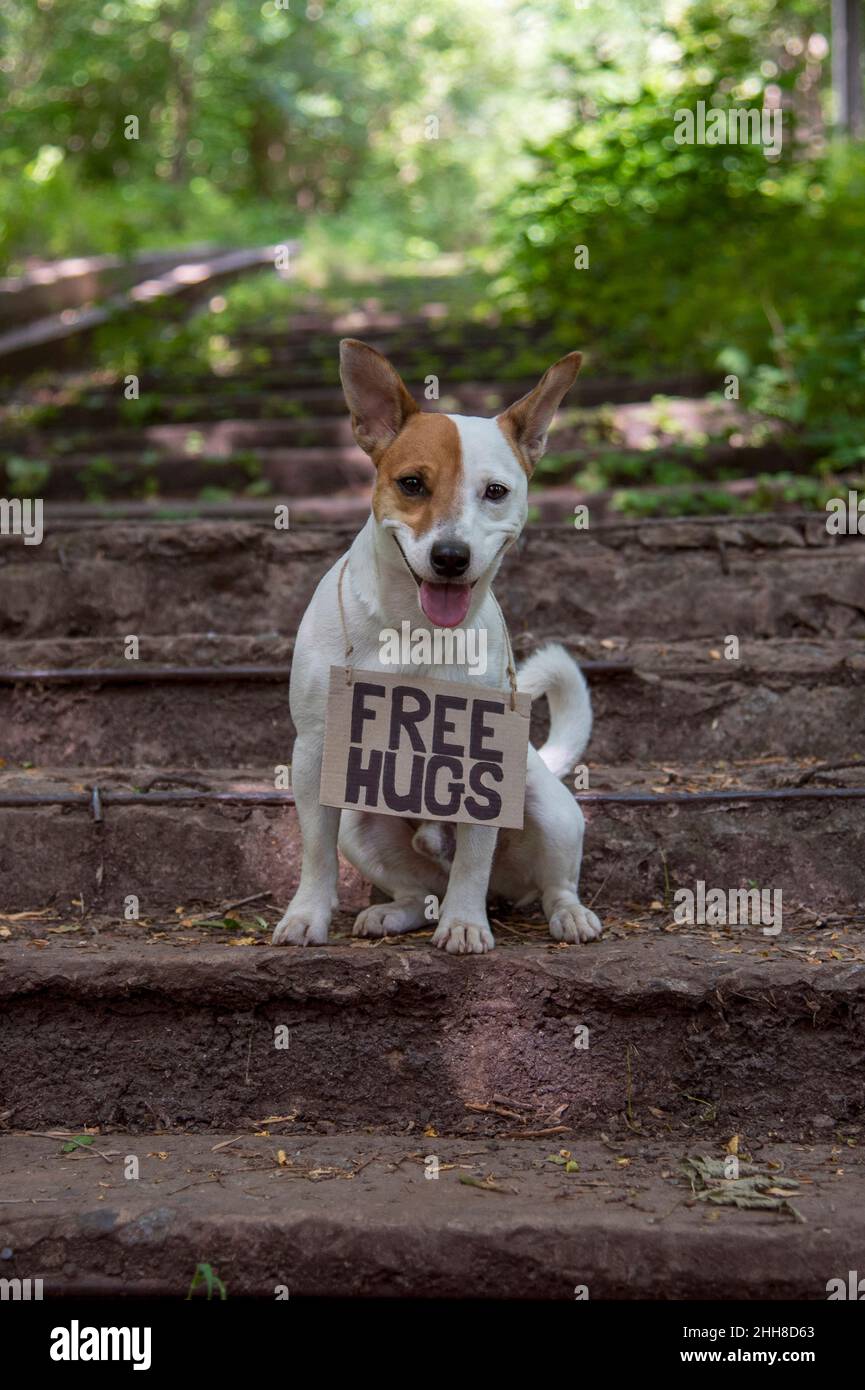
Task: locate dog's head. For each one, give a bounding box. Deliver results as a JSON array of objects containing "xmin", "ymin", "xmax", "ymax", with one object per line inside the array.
[{"xmin": 339, "ymin": 338, "xmax": 581, "ymax": 627}]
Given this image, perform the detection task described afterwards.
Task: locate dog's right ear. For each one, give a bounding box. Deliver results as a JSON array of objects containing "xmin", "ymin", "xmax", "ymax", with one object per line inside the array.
[
  {"xmin": 497, "ymin": 351, "xmax": 582, "ymax": 473},
  {"xmin": 339, "ymin": 338, "xmax": 419, "ymax": 461}
]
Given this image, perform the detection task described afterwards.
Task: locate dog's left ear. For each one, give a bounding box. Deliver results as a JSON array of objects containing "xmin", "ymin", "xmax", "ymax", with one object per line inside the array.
[
  {"xmin": 339, "ymin": 338, "xmax": 419, "ymax": 461},
  {"xmin": 498, "ymin": 351, "xmax": 582, "ymax": 472}
]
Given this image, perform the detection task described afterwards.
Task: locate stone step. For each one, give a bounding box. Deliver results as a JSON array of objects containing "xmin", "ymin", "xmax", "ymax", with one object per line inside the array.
[
  {"xmin": 1, "ymin": 636, "xmax": 862, "ymax": 766},
  {"xmin": 1, "ymin": 518, "xmax": 861, "ymax": 642},
  {"xmin": 1, "ymin": 447, "xmax": 373, "ymax": 501},
  {"xmin": 0, "ymin": 1131, "xmax": 860, "ymax": 1299},
  {"xmin": 232, "ymin": 346, "xmax": 543, "ymax": 381},
  {"xmin": 17, "ymin": 479, "xmax": 849, "ymax": 529},
  {"xmin": 1, "ymin": 437, "xmax": 819, "ymax": 503},
  {"xmin": 0, "ymin": 761, "xmax": 862, "ymax": 914},
  {"xmin": 1, "ymin": 926, "xmax": 864, "ymax": 1137},
  {"xmin": 0, "ymin": 393, "xmax": 748, "ymax": 456},
  {"xmin": 27, "ymin": 497, "xmax": 380, "ymax": 527},
  {"xmin": 4, "ymin": 416, "xmax": 360, "ymax": 454},
  {"xmin": 3, "ymin": 372, "xmax": 718, "ymax": 428},
  {"xmin": 230, "ymin": 315, "xmax": 529, "ymax": 345}
]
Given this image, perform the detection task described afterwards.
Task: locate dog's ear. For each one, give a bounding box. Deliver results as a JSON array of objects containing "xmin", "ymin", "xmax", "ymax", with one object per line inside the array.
[
  {"xmin": 339, "ymin": 338, "xmax": 419, "ymax": 460},
  {"xmin": 498, "ymin": 351, "xmax": 582, "ymax": 472}
]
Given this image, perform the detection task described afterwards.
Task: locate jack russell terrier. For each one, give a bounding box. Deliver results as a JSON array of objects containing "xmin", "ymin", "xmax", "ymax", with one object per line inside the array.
[{"xmin": 272, "ymin": 339, "xmax": 602, "ymax": 953}]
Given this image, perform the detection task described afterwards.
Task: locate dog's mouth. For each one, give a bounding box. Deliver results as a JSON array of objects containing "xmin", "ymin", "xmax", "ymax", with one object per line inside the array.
[
  {"xmin": 418, "ymin": 580, "xmax": 472, "ymax": 628},
  {"xmin": 393, "ymin": 538, "xmax": 474, "ymax": 628}
]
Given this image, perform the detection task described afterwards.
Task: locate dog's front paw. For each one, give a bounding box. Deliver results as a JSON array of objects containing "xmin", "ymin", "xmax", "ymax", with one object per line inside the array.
[
  {"xmin": 548, "ymin": 899, "xmax": 602, "ymax": 944},
  {"xmin": 352, "ymin": 898, "xmax": 426, "ymax": 938},
  {"xmin": 431, "ymin": 918, "xmax": 495, "ymax": 954},
  {"xmin": 272, "ymin": 900, "xmax": 331, "ymax": 946}
]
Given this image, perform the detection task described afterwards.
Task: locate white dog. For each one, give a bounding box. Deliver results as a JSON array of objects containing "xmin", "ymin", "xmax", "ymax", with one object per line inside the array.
[{"xmin": 273, "ymin": 339, "xmax": 602, "ymax": 953}]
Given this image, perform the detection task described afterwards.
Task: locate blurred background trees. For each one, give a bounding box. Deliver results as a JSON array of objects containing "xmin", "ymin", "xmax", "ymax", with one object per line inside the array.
[
  {"xmin": 1, "ymin": 0, "xmax": 581, "ymax": 260},
  {"xmin": 1, "ymin": 0, "xmax": 862, "ymax": 431}
]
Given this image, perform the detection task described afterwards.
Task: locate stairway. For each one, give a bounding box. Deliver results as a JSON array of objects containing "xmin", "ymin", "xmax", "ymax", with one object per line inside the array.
[{"xmin": 1, "ymin": 277, "xmax": 863, "ymax": 1300}]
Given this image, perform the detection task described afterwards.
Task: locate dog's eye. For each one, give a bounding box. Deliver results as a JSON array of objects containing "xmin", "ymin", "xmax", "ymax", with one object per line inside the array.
[
  {"xmin": 397, "ymin": 475, "xmax": 427, "ymax": 497},
  {"xmin": 485, "ymin": 483, "xmax": 509, "ymax": 501}
]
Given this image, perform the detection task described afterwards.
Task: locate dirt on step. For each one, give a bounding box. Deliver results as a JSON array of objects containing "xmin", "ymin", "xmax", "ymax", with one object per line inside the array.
[
  {"xmin": 1, "ymin": 1132, "xmax": 862, "ymax": 1299},
  {"xmin": 1, "ymin": 911, "xmax": 864, "ymax": 1140}
]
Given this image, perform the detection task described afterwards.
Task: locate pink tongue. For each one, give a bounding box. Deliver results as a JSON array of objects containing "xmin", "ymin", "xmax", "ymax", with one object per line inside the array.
[{"xmin": 419, "ymin": 581, "xmax": 472, "ymax": 628}]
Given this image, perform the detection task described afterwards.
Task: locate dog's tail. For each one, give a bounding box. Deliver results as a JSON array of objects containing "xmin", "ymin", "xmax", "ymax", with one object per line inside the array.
[{"xmin": 517, "ymin": 643, "xmax": 592, "ymax": 778}]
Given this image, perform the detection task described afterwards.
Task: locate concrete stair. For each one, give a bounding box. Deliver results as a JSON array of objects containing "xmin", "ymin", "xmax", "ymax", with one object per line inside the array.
[
  {"xmin": 2, "ymin": 518, "xmax": 863, "ymax": 641},
  {"xmin": 2, "ymin": 1132, "xmax": 860, "ymax": 1299},
  {"xmin": 1, "ymin": 288, "xmax": 863, "ymax": 1300},
  {"xmin": 2, "ymin": 635, "xmax": 863, "ymax": 765},
  {"xmin": 0, "ymin": 759, "xmax": 862, "ymax": 914}
]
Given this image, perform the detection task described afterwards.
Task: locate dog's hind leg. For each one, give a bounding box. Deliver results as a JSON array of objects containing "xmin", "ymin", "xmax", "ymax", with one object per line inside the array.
[
  {"xmin": 340, "ymin": 811, "xmax": 449, "ymax": 937},
  {"xmin": 494, "ymin": 759, "xmax": 602, "ymax": 944},
  {"xmin": 532, "ymin": 773, "xmax": 602, "ymax": 943}
]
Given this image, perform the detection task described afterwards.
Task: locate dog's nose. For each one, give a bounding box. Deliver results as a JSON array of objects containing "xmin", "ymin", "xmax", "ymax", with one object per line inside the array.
[{"xmin": 430, "ymin": 540, "xmax": 471, "ymax": 578}]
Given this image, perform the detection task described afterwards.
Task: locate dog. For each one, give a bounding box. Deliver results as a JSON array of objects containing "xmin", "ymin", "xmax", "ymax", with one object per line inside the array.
[{"xmin": 272, "ymin": 338, "xmax": 602, "ymax": 953}]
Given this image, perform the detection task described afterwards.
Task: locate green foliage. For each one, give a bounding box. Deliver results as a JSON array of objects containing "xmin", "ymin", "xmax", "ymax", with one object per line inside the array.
[
  {"xmin": 496, "ymin": 0, "xmax": 865, "ymax": 444},
  {"xmin": 0, "ymin": 0, "xmax": 579, "ymax": 268},
  {"xmin": 3, "ymin": 0, "xmax": 862, "ymax": 521},
  {"xmin": 742, "ymin": 304, "xmax": 865, "ymax": 438},
  {"xmin": 609, "ymin": 471, "xmax": 863, "ymax": 518},
  {"xmin": 4, "ymin": 455, "xmax": 52, "ymax": 496}
]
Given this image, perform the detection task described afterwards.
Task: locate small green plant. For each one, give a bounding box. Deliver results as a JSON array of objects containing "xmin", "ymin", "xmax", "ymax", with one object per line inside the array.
[
  {"xmin": 5, "ymin": 456, "xmax": 51, "ymax": 496},
  {"xmin": 197, "ymin": 485, "xmax": 234, "ymax": 502},
  {"xmin": 187, "ymin": 1262, "xmax": 228, "ymax": 1301}
]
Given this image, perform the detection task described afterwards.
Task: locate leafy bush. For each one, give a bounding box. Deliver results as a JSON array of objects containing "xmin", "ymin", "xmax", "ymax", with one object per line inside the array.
[{"xmin": 495, "ymin": 0, "xmax": 865, "ymax": 445}]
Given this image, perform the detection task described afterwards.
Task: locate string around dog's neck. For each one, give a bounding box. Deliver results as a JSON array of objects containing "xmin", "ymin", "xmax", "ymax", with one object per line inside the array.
[{"xmin": 336, "ymin": 555, "xmax": 518, "ymax": 711}]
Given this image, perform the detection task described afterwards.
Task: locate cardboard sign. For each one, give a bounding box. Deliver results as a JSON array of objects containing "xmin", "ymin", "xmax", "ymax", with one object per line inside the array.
[{"xmin": 320, "ymin": 666, "xmax": 531, "ymax": 829}]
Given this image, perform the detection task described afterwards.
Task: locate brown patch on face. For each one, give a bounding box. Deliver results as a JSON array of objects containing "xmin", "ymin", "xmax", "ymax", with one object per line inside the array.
[
  {"xmin": 372, "ymin": 413, "xmax": 464, "ymax": 537},
  {"xmin": 496, "ymin": 413, "xmax": 533, "ymax": 478}
]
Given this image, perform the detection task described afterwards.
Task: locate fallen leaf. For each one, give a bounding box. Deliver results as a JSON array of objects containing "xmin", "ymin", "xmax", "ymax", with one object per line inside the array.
[
  {"xmin": 681, "ymin": 1155, "xmax": 802, "ymax": 1221},
  {"xmin": 62, "ymin": 1135, "xmax": 94, "ymax": 1154},
  {"xmin": 458, "ymin": 1174, "xmax": 515, "ymax": 1194}
]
